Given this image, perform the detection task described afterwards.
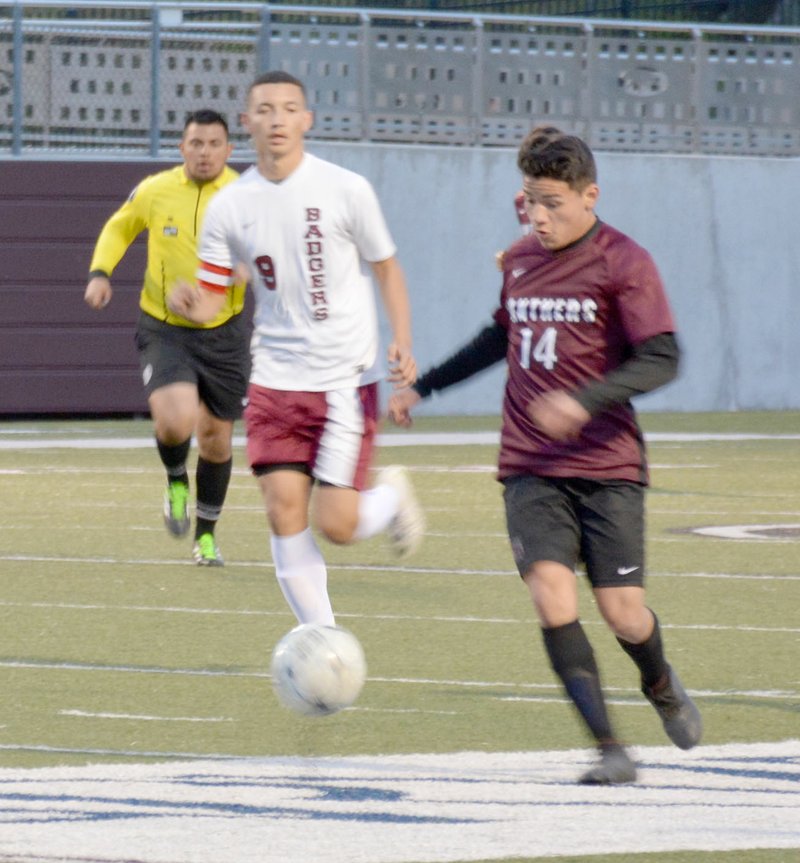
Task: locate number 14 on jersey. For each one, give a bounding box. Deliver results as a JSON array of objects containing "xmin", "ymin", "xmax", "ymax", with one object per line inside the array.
[{"xmin": 519, "ymin": 326, "xmax": 558, "ymax": 370}]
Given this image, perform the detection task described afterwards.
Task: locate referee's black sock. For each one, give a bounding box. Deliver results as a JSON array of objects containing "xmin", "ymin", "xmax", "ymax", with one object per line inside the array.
[
  {"xmin": 616, "ymin": 609, "xmax": 669, "ymax": 689},
  {"xmin": 195, "ymin": 456, "xmax": 232, "ymax": 539},
  {"xmin": 542, "ymin": 620, "xmax": 616, "ymax": 744},
  {"xmin": 156, "ymin": 438, "xmax": 191, "ymax": 486}
]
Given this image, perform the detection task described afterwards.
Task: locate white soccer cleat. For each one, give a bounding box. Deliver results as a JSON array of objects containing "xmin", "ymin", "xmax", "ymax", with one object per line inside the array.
[{"xmin": 377, "ymin": 465, "xmax": 425, "ymax": 558}]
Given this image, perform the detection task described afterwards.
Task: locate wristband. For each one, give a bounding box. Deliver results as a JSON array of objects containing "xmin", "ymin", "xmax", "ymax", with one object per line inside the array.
[{"xmin": 88, "ymin": 269, "xmax": 109, "ymax": 279}]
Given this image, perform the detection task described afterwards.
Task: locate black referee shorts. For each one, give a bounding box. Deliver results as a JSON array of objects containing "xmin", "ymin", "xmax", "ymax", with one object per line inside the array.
[
  {"xmin": 134, "ymin": 312, "xmax": 251, "ymax": 421},
  {"xmin": 502, "ymin": 474, "xmax": 646, "ymax": 588}
]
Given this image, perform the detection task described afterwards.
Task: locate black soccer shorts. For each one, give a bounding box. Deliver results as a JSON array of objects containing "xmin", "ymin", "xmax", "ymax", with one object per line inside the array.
[
  {"xmin": 134, "ymin": 311, "xmax": 251, "ymax": 421},
  {"xmin": 502, "ymin": 474, "xmax": 646, "ymax": 588}
]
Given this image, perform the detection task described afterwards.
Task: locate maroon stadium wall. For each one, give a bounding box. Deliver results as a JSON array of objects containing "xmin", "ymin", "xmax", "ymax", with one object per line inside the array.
[
  {"xmin": 0, "ymin": 161, "xmax": 175, "ymax": 416},
  {"xmin": 0, "ymin": 160, "xmax": 253, "ymax": 416}
]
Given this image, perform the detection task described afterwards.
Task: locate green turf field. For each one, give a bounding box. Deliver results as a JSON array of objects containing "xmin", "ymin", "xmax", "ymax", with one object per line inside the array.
[{"xmin": 0, "ymin": 412, "xmax": 797, "ymax": 863}]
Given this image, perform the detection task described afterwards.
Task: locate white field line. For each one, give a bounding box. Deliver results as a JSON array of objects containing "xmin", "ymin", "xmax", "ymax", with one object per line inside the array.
[
  {"xmin": 0, "ymin": 658, "xmax": 796, "ymax": 703},
  {"xmin": 0, "ymin": 463, "xmax": 722, "ymax": 476},
  {"xmin": 5, "ymin": 518, "xmax": 800, "ymax": 533},
  {"xmin": 0, "ymin": 597, "xmax": 798, "ymax": 634},
  {"xmin": 3, "ymin": 430, "xmax": 800, "ymax": 450},
  {"xmin": 2, "ymin": 552, "xmax": 800, "ymax": 581},
  {"xmin": 173, "ymin": 519, "xmax": 800, "ymax": 532},
  {"xmin": 59, "ymin": 710, "xmax": 234, "ymax": 723}
]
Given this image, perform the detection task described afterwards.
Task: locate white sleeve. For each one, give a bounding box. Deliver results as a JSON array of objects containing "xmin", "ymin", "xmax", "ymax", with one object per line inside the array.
[
  {"xmin": 196, "ymin": 195, "xmax": 236, "ymax": 291},
  {"xmin": 348, "ymin": 175, "xmax": 397, "ymax": 263},
  {"xmin": 198, "ymin": 194, "xmax": 235, "ymax": 271}
]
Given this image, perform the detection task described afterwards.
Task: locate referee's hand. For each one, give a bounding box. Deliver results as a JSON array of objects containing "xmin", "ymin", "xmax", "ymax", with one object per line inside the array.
[{"xmin": 84, "ymin": 275, "xmax": 112, "ymax": 310}]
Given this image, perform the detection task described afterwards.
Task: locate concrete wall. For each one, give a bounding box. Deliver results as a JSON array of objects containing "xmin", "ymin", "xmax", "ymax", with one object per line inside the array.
[
  {"xmin": 1, "ymin": 144, "xmax": 798, "ymax": 415},
  {"xmin": 310, "ymin": 141, "xmax": 800, "ymax": 414}
]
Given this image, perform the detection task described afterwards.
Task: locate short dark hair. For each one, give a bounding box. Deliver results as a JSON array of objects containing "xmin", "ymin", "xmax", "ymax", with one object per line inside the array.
[
  {"xmin": 183, "ymin": 109, "xmax": 229, "ymax": 136},
  {"xmin": 517, "ymin": 126, "xmax": 596, "ymax": 189},
  {"xmin": 248, "ymin": 70, "xmax": 307, "ymax": 100}
]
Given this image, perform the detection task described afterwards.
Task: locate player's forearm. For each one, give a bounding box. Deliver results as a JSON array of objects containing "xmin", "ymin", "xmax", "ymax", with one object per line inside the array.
[
  {"xmin": 573, "ymin": 332, "xmax": 680, "ymax": 416},
  {"xmin": 375, "ymin": 258, "xmax": 413, "ymax": 350},
  {"xmin": 413, "ymin": 321, "xmax": 508, "ymax": 398}
]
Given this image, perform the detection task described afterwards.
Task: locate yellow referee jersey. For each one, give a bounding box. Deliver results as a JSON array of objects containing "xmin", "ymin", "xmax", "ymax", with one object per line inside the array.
[{"xmin": 89, "ymin": 164, "xmax": 244, "ymax": 328}]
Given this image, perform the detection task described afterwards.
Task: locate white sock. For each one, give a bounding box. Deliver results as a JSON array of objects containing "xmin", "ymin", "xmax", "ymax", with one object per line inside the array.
[
  {"xmin": 270, "ymin": 528, "xmax": 335, "ymax": 626},
  {"xmin": 353, "ymin": 483, "xmax": 399, "ymax": 540}
]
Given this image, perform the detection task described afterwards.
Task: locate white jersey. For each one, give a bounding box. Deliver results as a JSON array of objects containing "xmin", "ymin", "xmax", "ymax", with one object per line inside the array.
[{"xmin": 197, "ymin": 153, "xmax": 397, "ymax": 391}]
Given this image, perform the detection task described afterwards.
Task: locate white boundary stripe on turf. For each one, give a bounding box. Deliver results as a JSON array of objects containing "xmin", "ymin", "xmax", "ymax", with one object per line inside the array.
[
  {"xmin": 3, "ymin": 430, "xmax": 800, "ymax": 449},
  {"xmin": 0, "ymin": 598, "xmax": 798, "ymax": 633},
  {"xmin": 59, "ymin": 710, "xmax": 235, "ymax": 723},
  {"xmin": 0, "ymin": 659, "xmax": 795, "ymax": 705},
  {"xmin": 0, "ymin": 741, "xmax": 797, "ymax": 862},
  {"xmin": 4, "ymin": 552, "xmax": 800, "ymax": 581}
]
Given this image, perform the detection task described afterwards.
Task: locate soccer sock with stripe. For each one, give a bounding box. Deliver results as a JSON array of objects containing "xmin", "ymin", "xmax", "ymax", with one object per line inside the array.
[
  {"xmin": 542, "ymin": 620, "xmax": 616, "ymax": 744},
  {"xmin": 195, "ymin": 456, "xmax": 232, "ymax": 539}
]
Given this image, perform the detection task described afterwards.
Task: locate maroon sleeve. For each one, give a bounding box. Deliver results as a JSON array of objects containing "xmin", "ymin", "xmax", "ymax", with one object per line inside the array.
[{"xmin": 609, "ymin": 238, "xmax": 676, "ymax": 344}]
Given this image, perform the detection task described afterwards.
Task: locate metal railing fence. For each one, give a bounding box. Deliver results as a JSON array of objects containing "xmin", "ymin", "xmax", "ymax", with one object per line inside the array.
[{"xmin": 3, "ymin": 0, "xmax": 800, "ymax": 156}]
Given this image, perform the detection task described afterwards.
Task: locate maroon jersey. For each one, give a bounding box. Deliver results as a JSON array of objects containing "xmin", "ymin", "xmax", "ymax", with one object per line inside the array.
[{"xmin": 495, "ymin": 221, "xmax": 675, "ymax": 483}]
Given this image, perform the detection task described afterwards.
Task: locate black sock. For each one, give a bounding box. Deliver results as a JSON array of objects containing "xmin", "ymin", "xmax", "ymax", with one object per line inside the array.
[
  {"xmin": 616, "ymin": 609, "xmax": 669, "ymax": 689},
  {"xmin": 542, "ymin": 620, "xmax": 615, "ymax": 744},
  {"xmin": 195, "ymin": 456, "xmax": 232, "ymax": 539},
  {"xmin": 156, "ymin": 438, "xmax": 191, "ymax": 486}
]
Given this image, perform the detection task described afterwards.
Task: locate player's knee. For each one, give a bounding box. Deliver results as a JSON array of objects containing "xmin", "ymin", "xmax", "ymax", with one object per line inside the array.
[
  {"xmin": 265, "ymin": 498, "xmax": 307, "ymax": 537},
  {"xmin": 154, "ymin": 422, "xmax": 195, "ymax": 446},
  {"xmin": 315, "ymin": 510, "xmax": 358, "ymax": 545},
  {"xmin": 600, "ymin": 601, "xmax": 651, "ymax": 642},
  {"xmin": 312, "ymin": 486, "xmax": 360, "ymax": 545},
  {"xmin": 195, "ymin": 416, "xmax": 232, "ymax": 459},
  {"xmin": 524, "ymin": 562, "xmax": 578, "ymax": 626},
  {"xmin": 152, "ymin": 408, "xmax": 197, "ymax": 444},
  {"xmin": 196, "ymin": 431, "xmax": 232, "ymax": 462}
]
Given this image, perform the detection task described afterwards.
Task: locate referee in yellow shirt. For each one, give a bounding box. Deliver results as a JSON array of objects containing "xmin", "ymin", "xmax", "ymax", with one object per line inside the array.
[{"xmin": 84, "ymin": 109, "xmax": 249, "ymax": 566}]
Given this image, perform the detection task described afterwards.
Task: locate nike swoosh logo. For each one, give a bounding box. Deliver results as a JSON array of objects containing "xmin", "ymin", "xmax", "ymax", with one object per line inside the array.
[
  {"xmin": 616, "ymin": 566, "xmax": 640, "ymax": 575},
  {"xmin": 511, "ymin": 267, "xmax": 527, "ymax": 279}
]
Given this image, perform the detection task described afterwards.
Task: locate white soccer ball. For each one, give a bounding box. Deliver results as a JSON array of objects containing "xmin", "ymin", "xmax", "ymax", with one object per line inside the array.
[{"xmin": 270, "ymin": 623, "xmax": 367, "ymax": 717}]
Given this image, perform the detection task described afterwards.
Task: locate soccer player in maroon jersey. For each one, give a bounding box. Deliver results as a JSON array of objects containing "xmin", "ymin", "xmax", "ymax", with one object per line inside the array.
[{"xmin": 389, "ymin": 126, "xmax": 702, "ymax": 785}]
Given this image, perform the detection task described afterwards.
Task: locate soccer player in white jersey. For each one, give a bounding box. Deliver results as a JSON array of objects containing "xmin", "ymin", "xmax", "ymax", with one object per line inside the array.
[{"xmin": 168, "ymin": 71, "xmax": 424, "ymax": 626}]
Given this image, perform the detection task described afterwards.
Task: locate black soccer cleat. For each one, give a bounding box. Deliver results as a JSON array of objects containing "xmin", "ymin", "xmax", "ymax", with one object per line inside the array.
[
  {"xmin": 579, "ymin": 742, "xmax": 637, "ymax": 785},
  {"xmin": 642, "ymin": 665, "xmax": 702, "ymax": 750}
]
